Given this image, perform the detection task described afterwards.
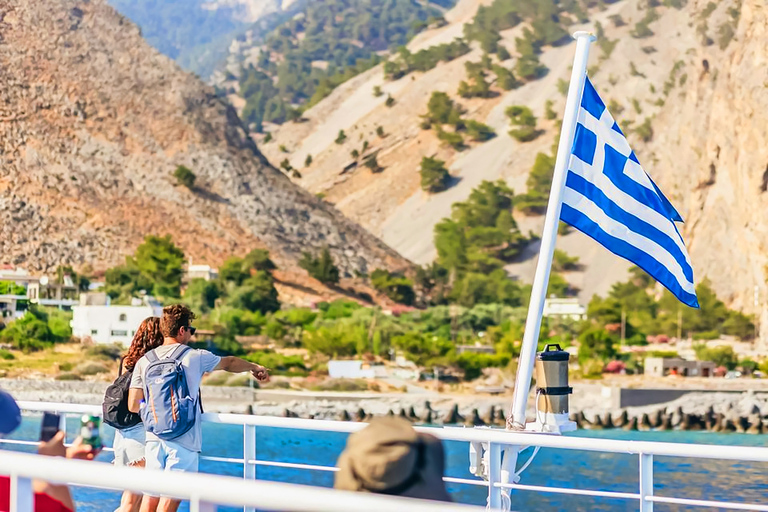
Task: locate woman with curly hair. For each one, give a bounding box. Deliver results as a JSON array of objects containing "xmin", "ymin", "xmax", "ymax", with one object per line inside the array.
[{"xmin": 113, "ymin": 317, "xmax": 163, "ymax": 512}]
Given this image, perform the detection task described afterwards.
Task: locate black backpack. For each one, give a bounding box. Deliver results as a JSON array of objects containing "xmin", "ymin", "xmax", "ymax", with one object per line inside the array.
[{"xmin": 103, "ymin": 357, "xmax": 142, "ymax": 430}]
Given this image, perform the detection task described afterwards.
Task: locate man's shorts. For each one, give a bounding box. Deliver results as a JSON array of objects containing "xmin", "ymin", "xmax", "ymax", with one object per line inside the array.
[
  {"xmin": 143, "ymin": 440, "xmax": 200, "ymax": 498},
  {"xmin": 145, "ymin": 439, "xmax": 199, "ymax": 473}
]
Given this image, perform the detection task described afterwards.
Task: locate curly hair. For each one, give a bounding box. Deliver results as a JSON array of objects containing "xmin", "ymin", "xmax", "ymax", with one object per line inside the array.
[
  {"xmin": 123, "ymin": 317, "xmax": 164, "ymax": 370},
  {"xmin": 160, "ymin": 304, "xmax": 196, "ymax": 338}
]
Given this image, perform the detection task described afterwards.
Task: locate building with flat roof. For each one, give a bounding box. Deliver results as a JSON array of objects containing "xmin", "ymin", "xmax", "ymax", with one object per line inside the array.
[
  {"xmin": 70, "ymin": 295, "xmax": 163, "ymax": 347},
  {"xmin": 543, "ymin": 297, "xmax": 587, "ymax": 321},
  {"xmin": 185, "ymin": 264, "xmax": 219, "ymax": 282},
  {"xmin": 644, "ymin": 357, "xmax": 716, "ymax": 377}
]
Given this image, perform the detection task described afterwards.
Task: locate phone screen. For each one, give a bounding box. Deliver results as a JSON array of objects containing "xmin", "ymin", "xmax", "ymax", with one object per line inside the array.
[{"xmin": 40, "ymin": 412, "xmax": 61, "ymax": 442}]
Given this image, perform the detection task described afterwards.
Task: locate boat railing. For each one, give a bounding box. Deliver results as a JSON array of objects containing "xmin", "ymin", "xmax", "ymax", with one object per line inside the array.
[{"xmin": 5, "ymin": 401, "xmax": 768, "ymax": 512}]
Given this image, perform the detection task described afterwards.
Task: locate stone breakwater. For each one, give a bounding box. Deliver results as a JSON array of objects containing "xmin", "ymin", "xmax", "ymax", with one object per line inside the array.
[{"xmin": 4, "ymin": 379, "xmax": 768, "ymax": 433}]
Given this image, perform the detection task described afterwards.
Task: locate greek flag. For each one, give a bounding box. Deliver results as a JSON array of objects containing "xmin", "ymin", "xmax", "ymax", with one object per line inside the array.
[{"xmin": 560, "ymin": 77, "xmax": 699, "ymax": 308}]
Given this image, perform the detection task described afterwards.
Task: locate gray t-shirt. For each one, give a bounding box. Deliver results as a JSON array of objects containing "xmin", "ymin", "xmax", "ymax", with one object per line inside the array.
[{"xmin": 130, "ymin": 344, "xmax": 221, "ymax": 452}]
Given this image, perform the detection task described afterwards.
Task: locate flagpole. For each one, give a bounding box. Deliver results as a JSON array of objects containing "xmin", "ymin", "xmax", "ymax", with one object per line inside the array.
[{"xmin": 508, "ymin": 31, "xmax": 596, "ymax": 429}]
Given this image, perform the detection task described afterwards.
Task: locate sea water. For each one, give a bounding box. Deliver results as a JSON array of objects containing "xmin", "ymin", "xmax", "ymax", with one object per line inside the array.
[{"xmin": 6, "ymin": 416, "xmax": 768, "ymax": 511}]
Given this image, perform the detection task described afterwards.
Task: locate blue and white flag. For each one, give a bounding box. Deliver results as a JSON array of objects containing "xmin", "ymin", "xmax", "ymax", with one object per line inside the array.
[{"xmin": 560, "ymin": 77, "xmax": 699, "ymax": 308}]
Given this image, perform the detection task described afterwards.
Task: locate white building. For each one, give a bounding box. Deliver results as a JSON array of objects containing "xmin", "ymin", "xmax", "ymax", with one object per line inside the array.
[
  {"xmin": 185, "ymin": 264, "xmax": 219, "ymax": 282},
  {"xmin": 328, "ymin": 360, "xmax": 387, "ymax": 379},
  {"xmin": 543, "ymin": 297, "xmax": 587, "ymax": 321},
  {"xmin": 70, "ymin": 295, "xmax": 163, "ymax": 347}
]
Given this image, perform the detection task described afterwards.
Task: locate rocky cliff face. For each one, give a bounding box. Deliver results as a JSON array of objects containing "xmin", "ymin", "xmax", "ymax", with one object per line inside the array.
[
  {"xmin": 0, "ymin": 0, "xmax": 408, "ymax": 279},
  {"xmin": 648, "ymin": 0, "xmax": 768, "ymax": 311}
]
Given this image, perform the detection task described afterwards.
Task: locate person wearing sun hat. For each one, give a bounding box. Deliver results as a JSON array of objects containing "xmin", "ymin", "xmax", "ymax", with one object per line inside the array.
[
  {"xmin": 334, "ymin": 416, "xmax": 452, "ymax": 502},
  {"xmin": 0, "ymin": 389, "xmax": 21, "ymax": 437}
]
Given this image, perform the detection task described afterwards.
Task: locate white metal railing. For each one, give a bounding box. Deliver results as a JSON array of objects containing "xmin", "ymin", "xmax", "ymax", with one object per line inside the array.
[
  {"xmin": 0, "ymin": 450, "xmax": 484, "ymax": 512},
  {"xmin": 5, "ymin": 401, "xmax": 768, "ymax": 512}
]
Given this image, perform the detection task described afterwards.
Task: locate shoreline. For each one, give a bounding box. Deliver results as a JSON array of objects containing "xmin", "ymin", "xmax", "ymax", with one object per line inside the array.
[{"xmin": 4, "ymin": 378, "xmax": 768, "ymax": 428}]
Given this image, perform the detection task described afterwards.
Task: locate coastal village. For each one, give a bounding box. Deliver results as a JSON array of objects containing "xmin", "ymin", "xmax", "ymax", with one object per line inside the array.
[{"xmin": 2, "ymin": 260, "xmax": 767, "ymax": 435}]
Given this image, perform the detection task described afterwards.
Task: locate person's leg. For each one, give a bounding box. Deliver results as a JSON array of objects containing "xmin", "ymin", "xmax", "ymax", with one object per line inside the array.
[
  {"xmin": 156, "ymin": 497, "xmax": 181, "ymax": 512},
  {"xmin": 157, "ymin": 442, "xmax": 199, "ymax": 512},
  {"xmin": 139, "ymin": 495, "xmax": 160, "ymax": 512},
  {"xmin": 140, "ymin": 442, "xmax": 165, "ymax": 512},
  {"xmin": 118, "ymin": 491, "xmax": 141, "ymax": 512},
  {"xmin": 118, "ymin": 459, "xmax": 146, "ymax": 512}
]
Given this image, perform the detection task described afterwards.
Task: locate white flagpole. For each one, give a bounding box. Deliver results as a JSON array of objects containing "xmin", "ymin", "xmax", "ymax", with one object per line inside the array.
[{"xmin": 508, "ymin": 31, "xmax": 596, "ymax": 429}]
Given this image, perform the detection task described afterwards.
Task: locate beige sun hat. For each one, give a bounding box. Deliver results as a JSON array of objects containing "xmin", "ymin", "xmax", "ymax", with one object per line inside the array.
[{"xmin": 334, "ymin": 416, "xmax": 452, "ymax": 502}]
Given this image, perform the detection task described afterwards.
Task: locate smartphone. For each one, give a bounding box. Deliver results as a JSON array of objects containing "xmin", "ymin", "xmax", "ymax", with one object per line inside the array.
[{"xmin": 40, "ymin": 412, "xmax": 61, "ymax": 442}]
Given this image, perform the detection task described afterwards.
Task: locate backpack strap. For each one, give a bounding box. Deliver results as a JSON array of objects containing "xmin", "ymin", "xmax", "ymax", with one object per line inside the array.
[
  {"xmin": 168, "ymin": 344, "xmax": 192, "ymax": 361},
  {"xmin": 145, "ymin": 349, "xmax": 160, "ymax": 364}
]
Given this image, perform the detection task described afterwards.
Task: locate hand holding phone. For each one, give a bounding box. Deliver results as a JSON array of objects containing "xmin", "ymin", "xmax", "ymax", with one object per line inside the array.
[{"xmin": 40, "ymin": 412, "xmax": 61, "ymax": 442}]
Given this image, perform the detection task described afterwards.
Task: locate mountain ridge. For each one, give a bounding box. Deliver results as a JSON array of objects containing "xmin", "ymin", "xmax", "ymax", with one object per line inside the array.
[
  {"xmin": 260, "ymin": 0, "xmax": 767, "ymax": 311},
  {"xmin": 0, "ymin": 0, "xmax": 409, "ymax": 286}
]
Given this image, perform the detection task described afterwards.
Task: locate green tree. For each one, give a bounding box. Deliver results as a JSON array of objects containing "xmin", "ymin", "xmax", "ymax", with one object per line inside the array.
[
  {"xmin": 436, "ymin": 127, "xmax": 464, "ymax": 150},
  {"xmin": 0, "ymin": 307, "xmax": 69, "ymax": 352},
  {"xmin": 544, "ymin": 99, "xmax": 557, "ymax": 120},
  {"xmin": 465, "ymin": 120, "xmax": 496, "ymax": 142},
  {"xmin": 420, "ymin": 156, "xmax": 451, "ymax": 193},
  {"xmin": 173, "ymin": 165, "xmax": 196, "ymax": 189},
  {"xmin": 370, "ymin": 269, "xmax": 415, "ymax": 305},
  {"xmin": 694, "ymin": 344, "xmax": 737, "ymax": 370},
  {"xmin": 497, "ymin": 45, "xmax": 511, "ymax": 61},
  {"xmin": 132, "ymin": 235, "xmax": 186, "ymax": 298},
  {"xmin": 493, "ymin": 65, "xmax": 519, "ymax": 91},
  {"xmin": 184, "ymin": 278, "xmax": 221, "ymax": 313},
  {"xmin": 303, "ymin": 321, "xmax": 364, "ymax": 357},
  {"xmin": 299, "ymin": 247, "xmax": 340, "ymax": 285},
  {"xmin": 506, "ymin": 105, "xmax": 541, "ymax": 142},
  {"xmin": 106, "ymin": 235, "xmax": 185, "ymax": 300},
  {"xmin": 228, "ymin": 272, "xmax": 280, "ymax": 314},
  {"xmin": 552, "ymin": 250, "xmax": 580, "ymax": 271},
  {"xmin": 335, "ymin": 130, "xmax": 347, "ymax": 144},
  {"xmin": 305, "ymin": 154, "xmax": 313, "ymax": 167},
  {"xmin": 425, "ymin": 92, "xmax": 462, "ymax": 125},
  {"xmin": 433, "ymin": 180, "xmax": 528, "ymax": 306},
  {"xmin": 515, "ymin": 152, "xmax": 554, "ymax": 214},
  {"xmin": 578, "ymin": 326, "xmax": 617, "ymax": 363}
]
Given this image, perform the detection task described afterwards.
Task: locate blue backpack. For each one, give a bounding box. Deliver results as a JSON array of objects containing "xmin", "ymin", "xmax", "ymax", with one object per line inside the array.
[{"xmin": 141, "ymin": 344, "xmax": 198, "ymax": 440}]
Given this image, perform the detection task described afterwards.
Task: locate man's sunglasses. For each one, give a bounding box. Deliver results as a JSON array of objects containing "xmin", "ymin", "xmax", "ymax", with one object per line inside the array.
[{"xmin": 188, "ymin": 326, "xmax": 197, "ymax": 336}]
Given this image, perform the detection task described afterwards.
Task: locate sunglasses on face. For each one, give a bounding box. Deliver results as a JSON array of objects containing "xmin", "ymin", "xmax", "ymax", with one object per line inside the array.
[{"xmin": 188, "ymin": 326, "xmax": 197, "ymax": 336}]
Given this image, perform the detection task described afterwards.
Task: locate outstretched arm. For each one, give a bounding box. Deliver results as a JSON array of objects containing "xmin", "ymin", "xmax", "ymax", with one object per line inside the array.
[{"xmin": 216, "ymin": 357, "xmax": 270, "ymax": 382}]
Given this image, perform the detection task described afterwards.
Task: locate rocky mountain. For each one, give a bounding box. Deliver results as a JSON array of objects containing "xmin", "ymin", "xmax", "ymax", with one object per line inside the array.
[
  {"xmin": 261, "ymin": 0, "xmax": 767, "ymax": 311},
  {"xmin": 0, "ymin": 0, "xmax": 408, "ymax": 287}
]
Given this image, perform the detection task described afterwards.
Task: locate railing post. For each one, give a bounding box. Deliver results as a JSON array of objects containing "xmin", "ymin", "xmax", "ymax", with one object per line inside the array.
[
  {"xmin": 488, "ymin": 442, "xmax": 502, "ymax": 510},
  {"xmin": 639, "ymin": 453, "xmax": 653, "ymax": 512},
  {"xmin": 243, "ymin": 424, "xmax": 257, "ymax": 512},
  {"xmin": 10, "ymin": 475, "xmax": 33, "ymax": 512},
  {"xmin": 190, "ymin": 497, "xmax": 217, "ymax": 512}
]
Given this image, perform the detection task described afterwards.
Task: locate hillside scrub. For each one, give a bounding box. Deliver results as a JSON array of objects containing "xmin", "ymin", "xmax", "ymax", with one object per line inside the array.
[
  {"xmin": 371, "ymin": 269, "xmax": 415, "ymax": 305},
  {"xmin": 299, "ymin": 247, "xmax": 340, "ymax": 285},
  {"xmin": 384, "ymin": 39, "xmax": 471, "ymax": 80},
  {"xmin": 420, "ymin": 156, "xmax": 452, "ymax": 193},
  {"xmin": 173, "ymin": 165, "xmax": 196, "ymax": 189},
  {"xmin": 458, "ymin": 61, "xmax": 493, "ymax": 99},
  {"xmin": 506, "ymin": 105, "xmax": 542, "ymax": 142},
  {"xmin": 515, "ymin": 152, "xmax": 554, "ymax": 215}
]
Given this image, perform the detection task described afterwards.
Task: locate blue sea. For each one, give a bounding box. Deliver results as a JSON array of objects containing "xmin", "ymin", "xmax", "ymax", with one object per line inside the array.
[{"xmin": 6, "ymin": 416, "xmax": 768, "ymax": 511}]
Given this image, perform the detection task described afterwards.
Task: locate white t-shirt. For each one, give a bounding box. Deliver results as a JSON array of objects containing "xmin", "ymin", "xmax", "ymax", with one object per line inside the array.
[{"xmin": 130, "ymin": 344, "xmax": 221, "ymax": 452}]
